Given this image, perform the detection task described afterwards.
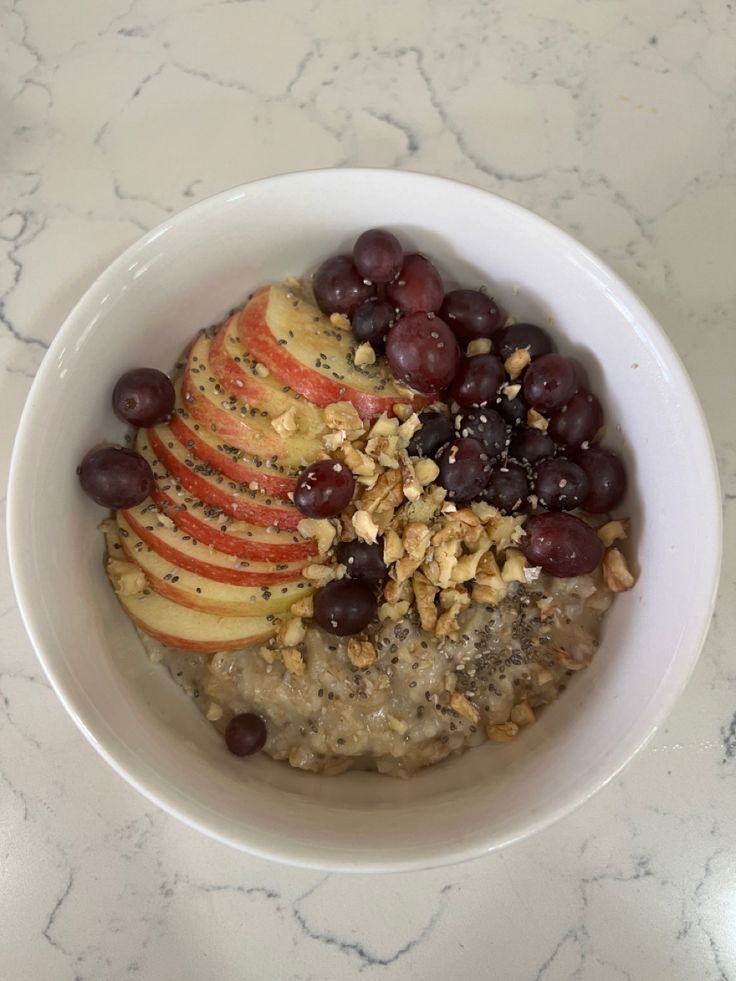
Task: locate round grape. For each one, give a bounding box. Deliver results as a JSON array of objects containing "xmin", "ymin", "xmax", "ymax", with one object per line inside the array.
[
  {"xmin": 112, "ymin": 368, "xmax": 175, "ymax": 427},
  {"xmin": 483, "ymin": 463, "xmax": 530, "ymax": 514},
  {"xmin": 314, "ymin": 579, "xmax": 377, "ymax": 636},
  {"xmin": 407, "ymin": 411, "xmax": 454, "ymax": 458},
  {"xmin": 313, "ymin": 255, "xmax": 376, "ymax": 316},
  {"xmin": 294, "ymin": 459, "xmax": 355, "ymax": 519},
  {"xmin": 523, "ymin": 353, "xmax": 577, "ymax": 412},
  {"xmin": 495, "ymin": 322, "xmax": 555, "ymax": 361},
  {"xmin": 337, "ymin": 540, "xmax": 388, "ymax": 583},
  {"xmin": 225, "ymin": 713, "xmax": 267, "ymax": 756},
  {"xmin": 509, "ymin": 427, "xmax": 556, "ymax": 464},
  {"xmin": 549, "ymin": 390, "xmax": 603, "ymax": 449},
  {"xmin": 385, "ymin": 312, "xmax": 459, "ymax": 394},
  {"xmin": 534, "ymin": 459, "xmax": 589, "ymax": 511},
  {"xmin": 385, "ymin": 254, "xmax": 443, "ymax": 315},
  {"xmin": 351, "ymin": 300, "xmax": 395, "ymax": 349},
  {"xmin": 450, "ymin": 354, "xmax": 505, "ymax": 409},
  {"xmin": 574, "ymin": 447, "xmax": 627, "ymax": 513},
  {"xmin": 78, "ymin": 445, "xmax": 154, "ymax": 509},
  {"xmin": 522, "ymin": 512, "xmax": 603, "ymax": 577},
  {"xmin": 436, "ymin": 438, "xmax": 490, "ymax": 503},
  {"xmin": 353, "ymin": 229, "xmax": 403, "ymax": 284},
  {"xmin": 439, "ymin": 289, "xmax": 503, "ymax": 345},
  {"xmin": 499, "ymin": 390, "xmax": 528, "ymax": 427},
  {"xmin": 455, "ymin": 407, "xmax": 507, "ymax": 459}
]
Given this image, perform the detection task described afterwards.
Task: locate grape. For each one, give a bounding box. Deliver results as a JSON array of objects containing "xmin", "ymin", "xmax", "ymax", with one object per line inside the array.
[
  {"xmin": 522, "ymin": 513, "xmax": 603, "ymax": 577},
  {"xmin": 456, "ymin": 408, "xmax": 507, "ymax": 459},
  {"xmin": 314, "ymin": 579, "xmax": 377, "ymax": 636},
  {"xmin": 337, "ymin": 540, "xmax": 388, "ymax": 583},
  {"xmin": 439, "ymin": 289, "xmax": 503, "ymax": 345},
  {"xmin": 523, "ymin": 354, "xmax": 577, "ymax": 412},
  {"xmin": 548, "ymin": 390, "xmax": 602, "ymax": 449},
  {"xmin": 112, "ymin": 368, "xmax": 175, "ymax": 427},
  {"xmin": 353, "ymin": 229, "xmax": 403, "ymax": 284},
  {"xmin": 450, "ymin": 354, "xmax": 505, "ymax": 409},
  {"xmin": 385, "ymin": 254, "xmax": 443, "ymax": 314},
  {"xmin": 436, "ymin": 438, "xmax": 491, "ymax": 503},
  {"xmin": 294, "ymin": 459, "xmax": 355, "ymax": 519},
  {"xmin": 574, "ymin": 447, "xmax": 627, "ymax": 513},
  {"xmin": 313, "ymin": 255, "xmax": 376, "ymax": 316},
  {"xmin": 499, "ymin": 390, "xmax": 528, "ymax": 427},
  {"xmin": 225, "ymin": 713, "xmax": 267, "ymax": 756},
  {"xmin": 351, "ymin": 300, "xmax": 394, "ymax": 349},
  {"xmin": 78, "ymin": 445, "xmax": 154, "ymax": 509},
  {"xmin": 509, "ymin": 427, "xmax": 556, "ymax": 464},
  {"xmin": 534, "ymin": 459, "xmax": 589, "ymax": 511},
  {"xmin": 495, "ymin": 322, "xmax": 555, "ymax": 361},
  {"xmin": 385, "ymin": 312, "xmax": 459, "ymax": 394},
  {"xmin": 407, "ymin": 411, "xmax": 454, "ymax": 458},
  {"xmin": 483, "ymin": 463, "xmax": 530, "ymax": 514}
]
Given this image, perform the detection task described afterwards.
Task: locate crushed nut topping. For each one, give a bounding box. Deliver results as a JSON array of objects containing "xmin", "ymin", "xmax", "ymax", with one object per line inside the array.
[
  {"xmin": 603, "ymin": 547, "xmax": 636, "ymax": 592},
  {"xmin": 347, "ymin": 637, "xmax": 377, "ymax": 668}
]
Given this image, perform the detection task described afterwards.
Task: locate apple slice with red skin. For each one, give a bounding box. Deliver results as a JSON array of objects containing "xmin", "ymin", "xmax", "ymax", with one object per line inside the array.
[{"xmin": 238, "ymin": 285, "xmax": 433, "ymax": 419}]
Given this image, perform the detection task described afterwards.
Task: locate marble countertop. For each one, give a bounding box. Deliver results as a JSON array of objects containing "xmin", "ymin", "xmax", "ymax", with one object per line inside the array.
[{"xmin": 2, "ymin": 1, "xmax": 735, "ymax": 978}]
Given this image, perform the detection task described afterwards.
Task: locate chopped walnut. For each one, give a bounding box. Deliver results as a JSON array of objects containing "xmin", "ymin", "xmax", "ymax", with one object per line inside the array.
[
  {"xmin": 297, "ymin": 517, "xmax": 336, "ymax": 555},
  {"xmin": 435, "ymin": 597, "xmax": 466, "ymax": 639},
  {"xmin": 276, "ymin": 617, "xmax": 306, "ymax": 647},
  {"xmin": 290, "ymin": 595, "xmax": 314, "ymax": 618},
  {"xmin": 412, "ymin": 571, "xmax": 438, "ymax": 631},
  {"xmin": 324, "ymin": 401, "xmax": 363, "ymax": 433},
  {"xmin": 347, "ymin": 637, "xmax": 377, "ymax": 668},
  {"xmin": 450, "ymin": 691, "xmax": 480, "ymax": 724},
  {"xmin": 392, "ymin": 402, "xmax": 414, "ymax": 422},
  {"xmin": 414, "ymin": 458, "xmax": 439, "ymax": 486},
  {"xmin": 403, "ymin": 484, "xmax": 446, "ymax": 524},
  {"xmin": 467, "ymin": 337, "xmax": 493, "ymax": 356},
  {"xmin": 366, "ymin": 433, "xmax": 400, "ymax": 468},
  {"xmin": 354, "ymin": 342, "xmax": 376, "ymax": 366},
  {"xmin": 254, "ymin": 362, "xmax": 270, "ymax": 378},
  {"xmin": 206, "ymin": 702, "xmax": 223, "ymax": 722},
  {"xmin": 486, "ymin": 721, "xmax": 519, "ymax": 743},
  {"xmin": 106, "ymin": 559, "xmax": 146, "ymax": 596},
  {"xmin": 352, "ymin": 509, "xmax": 379, "ymax": 544},
  {"xmin": 399, "ymin": 454, "xmax": 422, "ymax": 501},
  {"xmin": 501, "ymin": 548, "xmax": 528, "ymax": 583},
  {"xmin": 340, "ymin": 443, "xmax": 376, "ymax": 477},
  {"xmin": 271, "ymin": 406, "xmax": 299, "ymax": 436},
  {"xmin": 527, "ymin": 408, "xmax": 549, "ymax": 431},
  {"xmin": 424, "ymin": 538, "xmax": 462, "ymax": 589},
  {"xmin": 397, "ymin": 413, "xmax": 422, "ymax": 445},
  {"xmin": 302, "ymin": 564, "xmax": 338, "ymax": 586},
  {"xmin": 383, "ymin": 529, "xmax": 405, "ymax": 564},
  {"xmin": 258, "ymin": 644, "xmax": 279, "ymax": 664},
  {"xmin": 378, "ymin": 600, "xmax": 411, "ymax": 621},
  {"xmin": 281, "ymin": 647, "xmax": 306, "ymax": 677},
  {"xmin": 597, "ymin": 519, "xmax": 629, "ymax": 548},
  {"xmin": 502, "ymin": 382, "xmax": 521, "ymax": 400},
  {"xmin": 603, "ymin": 547, "xmax": 635, "ymax": 592},
  {"xmin": 322, "ymin": 431, "xmax": 346, "ymax": 452},
  {"xmin": 368, "ymin": 413, "xmax": 400, "ymax": 439},
  {"xmin": 383, "ymin": 578, "xmax": 412, "ymax": 604},
  {"xmin": 394, "ymin": 523, "xmax": 432, "ymax": 581},
  {"xmin": 510, "ymin": 701, "xmax": 535, "ymax": 726},
  {"xmin": 329, "ymin": 312, "xmax": 352, "ymax": 331},
  {"xmin": 432, "ymin": 508, "xmax": 482, "ymax": 546},
  {"xmin": 360, "ymin": 469, "xmax": 403, "ymax": 513},
  {"xmin": 504, "ymin": 348, "xmax": 531, "ymax": 380},
  {"xmin": 438, "ymin": 585, "xmax": 470, "ymax": 611},
  {"xmin": 451, "ymin": 536, "xmax": 492, "ymax": 583}
]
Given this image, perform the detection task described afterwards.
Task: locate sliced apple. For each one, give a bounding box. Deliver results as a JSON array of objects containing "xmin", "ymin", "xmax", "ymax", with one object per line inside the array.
[
  {"xmin": 118, "ymin": 515, "xmax": 315, "ymax": 616},
  {"xmin": 120, "ymin": 505, "xmax": 311, "ymax": 586},
  {"xmin": 238, "ymin": 285, "xmax": 433, "ymax": 418}
]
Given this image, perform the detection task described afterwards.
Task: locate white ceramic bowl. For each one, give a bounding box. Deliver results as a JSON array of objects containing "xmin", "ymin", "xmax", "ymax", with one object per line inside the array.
[{"xmin": 8, "ymin": 170, "xmax": 721, "ymax": 871}]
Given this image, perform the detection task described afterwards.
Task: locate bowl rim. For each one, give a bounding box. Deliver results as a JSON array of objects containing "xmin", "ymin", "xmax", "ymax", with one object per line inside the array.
[{"xmin": 7, "ymin": 167, "xmax": 723, "ymax": 872}]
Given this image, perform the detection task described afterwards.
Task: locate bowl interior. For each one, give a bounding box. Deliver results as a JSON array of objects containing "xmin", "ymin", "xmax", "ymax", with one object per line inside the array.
[{"xmin": 8, "ymin": 170, "xmax": 721, "ymax": 870}]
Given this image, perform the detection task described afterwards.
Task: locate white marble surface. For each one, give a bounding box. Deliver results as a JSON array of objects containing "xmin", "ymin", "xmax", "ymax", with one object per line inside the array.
[{"xmin": 1, "ymin": 0, "xmax": 735, "ymax": 977}]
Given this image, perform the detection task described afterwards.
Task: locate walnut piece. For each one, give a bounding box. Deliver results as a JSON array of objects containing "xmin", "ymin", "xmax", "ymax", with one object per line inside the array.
[
  {"xmin": 467, "ymin": 337, "xmax": 493, "ymax": 356},
  {"xmin": 329, "ymin": 312, "xmax": 352, "ymax": 331},
  {"xmin": 347, "ymin": 637, "xmax": 377, "ymax": 668},
  {"xmin": 276, "ymin": 617, "xmax": 306, "ymax": 647},
  {"xmin": 282, "ymin": 647, "xmax": 306, "ymax": 677},
  {"xmin": 383, "ymin": 529, "xmax": 405, "ymax": 564},
  {"xmin": 290, "ymin": 595, "xmax": 314, "ymax": 618},
  {"xmin": 354, "ymin": 342, "xmax": 376, "ymax": 366},
  {"xmin": 271, "ymin": 406, "xmax": 299, "ymax": 436},
  {"xmin": 414, "ymin": 458, "xmax": 439, "ymax": 486},
  {"xmin": 597, "ymin": 519, "xmax": 629, "ymax": 548},
  {"xmin": 302, "ymin": 564, "xmax": 338, "ymax": 586},
  {"xmin": 450, "ymin": 691, "xmax": 480, "ymax": 724},
  {"xmin": 340, "ymin": 443, "xmax": 376, "ymax": 477},
  {"xmin": 486, "ymin": 721, "xmax": 519, "ymax": 743},
  {"xmin": 501, "ymin": 548, "xmax": 528, "ymax": 583},
  {"xmin": 412, "ymin": 571, "xmax": 438, "ymax": 631},
  {"xmin": 504, "ymin": 348, "xmax": 531, "ymax": 380},
  {"xmin": 527, "ymin": 408, "xmax": 549, "ymax": 431},
  {"xmin": 510, "ymin": 701, "xmax": 535, "ymax": 726},
  {"xmin": 352, "ymin": 509, "xmax": 379, "ymax": 544},
  {"xmin": 378, "ymin": 600, "xmax": 411, "ymax": 621},
  {"xmin": 106, "ymin": 559, "xmax": 146, "ymax": 596},
  {"xmin": 384, "ymin": 578, "xmax": 412, "ymax": 604},
  {"xmin": 297, "ymin": 517, "xmax": 336, "ymax": 555},
  {"xmin": 360, "ymin": 469, "xmax": 404, "ymax": 513},
  {"xmin": 324, "ymin": 401, "xmax": 363, "ymax": 433},
  {"xmin": 603, "ymin": 547, "xmax": 636, "ymax": 592}
]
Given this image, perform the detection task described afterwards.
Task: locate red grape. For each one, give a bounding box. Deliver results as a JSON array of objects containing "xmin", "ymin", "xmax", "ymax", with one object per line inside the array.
[
  {"xmin": 483, "ymin": 463, "xmax": 530, "ymax": 514},
  {"xmin": 385, "ymin": 254, "xmax": 443, "ymax": 314},
  {"xmin": 337, "ymin": 540, "xmax": 388, "ymax": 583},
  {"xmin": 574, "ymin": 447, "xmax": 627, "ymax": 513},
  {"xmin": 353, "ymin": 229, "xmax": 403, "ymax": 284},
  {"xmin": 313, "ymin": 255, "xmax": 376, "ymax": 316},
  {"xmin": 385, "ymin": 312, "xmax": 459, "ymax": 393},
  {"xmin": 294, "ymin": 459, "xmax": 355, "ymax": 519},
  {"xmin": 351, "ymin": 300, "xmax": 395, "ymax": 349},
  {"xmin": 436, "ymin": 438, "xmax": 491, "ymax": 503},
  {"xmin": 523, "ymin": 354, "xmax": 577, "ymax": 412},
  {"xmin": 456, "ymin": 408, "xmax": 507, "ymax": 459},
  {"xmin": 509, "ymin": 427, "xmax": 556, "ymax": 464},
  {"xmin": 534, "ymin": 459, "xmax": 589, "ymax": 511},
  {"xmin": 113, "ymin": 368, "xmax": 175, "ymax": 427},
  {"xmin": 495, "ymin": 322, "xmax": 555, "ymax": 361},
  {"xmin": 314, "ymin": 579, "xmax": 377, "ymax": 636},
  {"xmin": 450, "ymin": 354, "xmax": 505, "ymax": 409},
  {"xmin": 522, "ymin": 512, "xmax": 603, "ymax": 577},
  {"xmin": 439, "ymin": 289, "xmax": 503, "ymax": 344},
  {"xmin": 78, "ymin": 445, "xmax": 154, "ymax": 509},
  {"xmin": 225, "ymin": 713, "xmax": 267, "ymax": 756},
  {"xmin": 407, "ymin": 411, "xmax": 454, "ymax": 458},
  {"xmin": 548, "ymin": 390, "xmax": 602, "ymax": 449}
]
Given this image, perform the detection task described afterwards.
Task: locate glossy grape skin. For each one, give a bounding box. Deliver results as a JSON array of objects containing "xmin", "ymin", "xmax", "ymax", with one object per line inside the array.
[
  {"xmin": 314, "ymin": 579, "xmax": 377, "ymax": 636},
  {"xmin": 495, "ymin": 322, "xmax": 555, "ymax": 361},
  {"xmin": 522, "ymin": 512, "xmax": 603, "ymax": 577},
  {"xmin": 353, "ymin": 229, "xmax": 403, "ymax": 284},
  {"xmin": 509, "ymin": 427, "xmax": 556, "ymax": 464},
  {"xmin": 293, "ymin": 459, "xmax": 355, "ymax": 519},
  {"xmin": 450, "ymin": 354, "xmax": 505, "ymax": 409},
  {"xmin": 573, "ymin": 447, "xmax": 627, "ymax": 513},
  {"xmin": 78, "ymin": 445, "xmax": 154, "ymax": 509},
  {"xmin": 436, "ymin": 438, "xmax": 491, "ymax": 503},
  {"xmin": 523, "ymin": 354, "xmax": 578, "ymax": 412},
  {"xmin": 499, "ymin": 390, "xmax": 528, "ymax": 427},
  {"xmin": 407, "ymin": 411, "xmax": 454, "ymax": 459},
  {"xmin": 456, "ymin": 407, "xmax": 507, "ymax": 459},
  {"xmin": 534, "ymin": 459, "xmax": 589, "ymax": 512},
  {"xmin": 439, "ymin": 289, "xmax": 503, "ymax": 344},
  {"xmin": 385, "ymin": 312, "xmax": 459, "ymax": 394},
  {"xmin": 483, "ymin": 462, "xmax": 530, "ymax": 514},
  {"xmin": 313, "ymin": 255, "xmax": 376, "ymax": 316},
  {"xmin": 351, "ymin": 300, "xmax": 395, "ymax": 348},
  {"xmin": 385, "ymin": 254, "xmax": 444, "ymax": 315},
  {"xmin": 548, "ymin": 391, "xmax": 603, "ymax": 449},
  {"xmin": 337, "ymin": 540, "xmax": 388, "ymax": 583},
  {"xmin": 112, "ymin": 368, "xmax": 175, "ymax": 427},
  {"xmin": 225, "ymin": 713, "xmax": 267, "ymax": 756}
]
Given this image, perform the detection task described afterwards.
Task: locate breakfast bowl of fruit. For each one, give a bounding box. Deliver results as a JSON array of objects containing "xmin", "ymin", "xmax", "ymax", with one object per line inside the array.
[{"xmin": 8, "ymin": 169, "xmax": 721, "ymax": 871}]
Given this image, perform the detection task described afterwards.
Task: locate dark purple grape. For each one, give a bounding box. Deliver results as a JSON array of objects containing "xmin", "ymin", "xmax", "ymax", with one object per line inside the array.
[
  {"xmin": 385, "ymin": 312, "xmax": 459, "ymax": 394},
  {"xmin": 407, "ymin": 411, "xmax": 454, "ymax": 458},
  {"xmin": 483, "ymin": 463, "xmax": 530, "ymax": 514},
  {"xmin": 351, "ymin": 300, "xmax": 395, "ymax": 348},
  {"xmin": 523, "ymin": 354, "xmax": 577, "ymax": 412},
  {"xmin": 314, "ymin": 579, "xmax": 377, "ymax": 636},
  {"xmin": 548, "ymin": 390, "xmax": 603, "ymax": 449},
  {"xmin": 337, "ymin": 540, "xmax": 388, "ymax": 583},
  {"xmin": 436, "ymin": 438, "xmax": 490, "ymax": 503},
  {"xmin": 495, "ymin": 323, "xmax": 555, "ymax": 361},
  {"xmin": 534, "ymin": 459, "xmax": 589, "ymax": 512},
  {"xmin": 456, "ymin": 408, "xmax": 507, "ymax": 459},
  {"xmin": 225, "ymin": 712, "xmax": 268, "ymax": 756},
  {"xmin": 294, "ymin": 459, "xmax": 355, "ymax": 519},
  {"xmin": 78, "ymin": 445, "xmax": 154, "ymax": 508},
  {"xmin": 353, "ymin": 229, "xmax": 403, "ymax": 284},
  {"xmin": 385, "ymin": 254, "xmax": 443, "ymax": 315},
  {"xmin": 499, "ymin": 390, "xmax": 528, "ymax": 427},
  {"xmin": 573, "ymin": 447, "xmax": 627, "ymax": 513},
  {"xmin": 509, "ymin": 427, "xmax": 556, "ymax": 464},
  {"xmin": 113, "ymin": 368, "xmax": 175, "ymax": 427},
  {"xmin": 522, "ymin": 512, "xmax": 603, "ymax": 577},
  {"xmin": 313, "ymin": 255, "xmax": 376, "ymax": 316},
  {"xmin": 450, "ymin": 354, "xmax": 505, "ymax": 409},
  {"xmin": 439, "ymin": 289, "xmax": 503, "ymax": 345}
]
